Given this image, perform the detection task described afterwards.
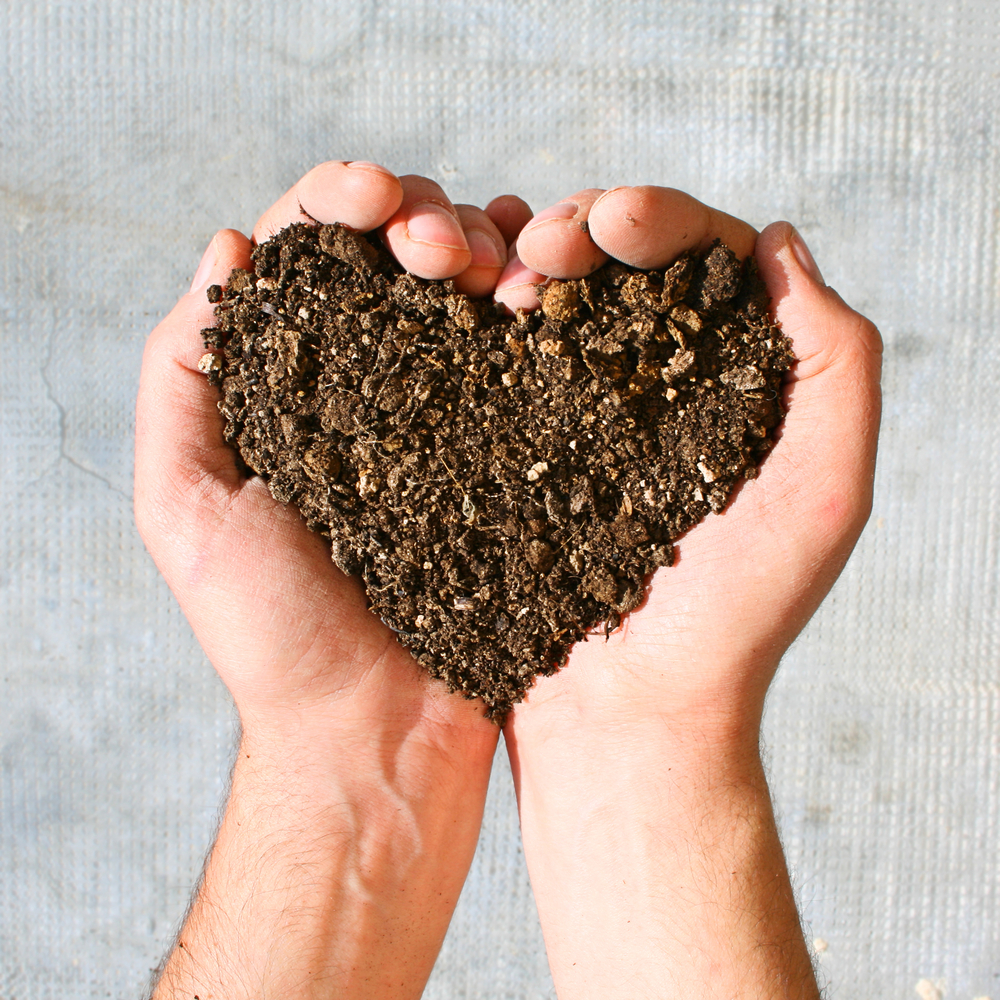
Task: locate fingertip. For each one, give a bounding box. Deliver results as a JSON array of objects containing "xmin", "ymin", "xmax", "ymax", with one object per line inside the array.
[
  {"xmin": 381, "ymin": 213, "xmax": 472, "ymax": 278},
  {"xmin": 755, "ymin": 222, "xmax": 798, "ymax": 285},
  {"xmin": 494, "ymin": 250, "xmax": 545, "ymax": 313},
  {"xmin": 705, "ymin": 208, "xmax": 758, "ymax": 260},
  {"xmin": 452, "ymin": 205, "xmax": 507, "ymax": 298},
  {"xmin": 587, "ymin": 186, "xmax": 758, "ymax": 267},
  {"xmin": 755, "ymin": 222, "xmax": 833, "ymax": 322},
  {"xmin": 215, "ymin": 227, "xmax": 254, "ymax": 259},
  {"xmin": 516, "ymin": 189, "xmax": 609, "ymax": 279},
  {"xmin": 149, "ymin": 228, "xmax": 252, "ymax": 395},
  {"xmin": 485, "ymin": 194, "xmax": 534, "ymax": 247},
  {"xmin": 298, "ymin": 160, "xmax": 404, "ymax": 231},
  {"xmin": 344, "ymin": 159, "xmax": 398, "ymax": 178},
  {"xmin": 756, "ymin": 222, "xmax": 882, "ymax": 383},
  {"xmin": 380, "ymin": 176, "xmax": 473, "ymax": 279},
  {"xmin": 748, "ymin": 222, "xmax": 882, "ymax": 546},
  {"xmin": 405, "ymin": 201, "xmax": 470, "ymax": 252},
  {"xmin": 252, "ymin": 162, "xmax": 404, "ymax": 244},
  {"xmin": 587, "ymin": 186, "xmax": 706, "ymax": 266},
  {"xmin": 183, "ymin": 229, "xmax": 252, "ymax": 319}
]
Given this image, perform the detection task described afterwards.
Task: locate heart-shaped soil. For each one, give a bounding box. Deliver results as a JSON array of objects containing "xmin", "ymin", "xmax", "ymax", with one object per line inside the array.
[{"xmin": 200, "ymin": 222, "xmax": 790, "ymax": 718}]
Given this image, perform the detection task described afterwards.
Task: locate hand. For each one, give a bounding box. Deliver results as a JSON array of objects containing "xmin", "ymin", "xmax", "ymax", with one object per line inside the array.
[
  {"xmin": 135, "ymin": 162, "xmax": 516, "ymax": 1000},
  {"xmin": 496, "ymin": 185, "xmax": 882, "ymax": 999},
  {"xmin": 499, "ymin": 184, "xmax": 881, "ymax": 735},
  {"xmin": 137, "ymin": 162, "xmax": 516, "ymax": 732}
]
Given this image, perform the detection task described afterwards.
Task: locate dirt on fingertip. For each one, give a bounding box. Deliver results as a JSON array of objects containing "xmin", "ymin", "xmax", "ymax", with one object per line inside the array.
[{"xmin": 199, "ymin": 222, "xmax": 791, "ymax": 720}]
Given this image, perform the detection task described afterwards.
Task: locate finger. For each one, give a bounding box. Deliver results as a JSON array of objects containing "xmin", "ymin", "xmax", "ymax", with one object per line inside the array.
[
  {"xmin": 450, "ymin": 204, "xmax": 507, "ymax": 298},
  {"xmin": 587, "ymin": 185, "xmax": 759, "ymax": 267},
  {"xmin": 494, "ymin": 248, "xmax": 547, "ymax": 313},
  {"xmin": 515, "ymin": 189, "xmax": 609, "ymax": 279},
  {"xmin": 135, "ymin": 228, "xmax": 253, "ymax": 546},
  {"xmin": 252, "ymin": 161, "xmax": 403, "ymax": 243},
  {"xmin": 378, "ymin": 175, "xmax": 472, "ymax": 279},
  {"xmin": 754, "ymin": 222, "xmax": 882, "ymax": 539},
  {"xmin": 485, "ymin": 194, "xmax": 533, "ymax": 247}
]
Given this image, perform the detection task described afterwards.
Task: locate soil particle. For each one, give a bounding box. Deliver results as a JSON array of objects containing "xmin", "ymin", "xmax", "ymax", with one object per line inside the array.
[{"xmin": 201, "ymin": 223, "xmax": 791, "ymax": 719}]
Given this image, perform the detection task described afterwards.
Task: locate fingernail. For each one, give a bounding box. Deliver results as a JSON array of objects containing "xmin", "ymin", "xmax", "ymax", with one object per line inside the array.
[
  {"xmin": 406, "ymin": 201, "xmax": 468, "ymax": 249},
  {"xmin": 346, "ymin": 160, "xmax": 395, "ymax": 176},
  {"xmin": 790, "ymin": 228, "xmax": 825, "ymax": 286},
  {"xmin": 523, "ymin": 201, "xmax": 579, "ymax": 232},
  {"xmin": 496, "ymin": 251, "xmax": 544, "ymax": 288},
  {"xmin": 591, "ymin": 186, "xmax": 627, "ymax": 209},
  {"xmin": 189, "ymin": 235, "xmax": 218, "ymax": 294},
  {"xmin": 465, "ymin": 228, "xmax": 504, "ymax": 267}
]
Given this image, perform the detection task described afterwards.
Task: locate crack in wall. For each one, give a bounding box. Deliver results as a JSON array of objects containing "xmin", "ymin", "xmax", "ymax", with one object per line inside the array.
[{"xmin": 33, "ymin": 324, "xmax": 133, "ymax": 504}]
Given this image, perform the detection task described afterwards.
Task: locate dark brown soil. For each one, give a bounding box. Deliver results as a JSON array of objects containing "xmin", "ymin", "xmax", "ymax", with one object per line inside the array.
[{"xmin": 200, "ymin": 222, "xmax": 790, "ymax": 719}]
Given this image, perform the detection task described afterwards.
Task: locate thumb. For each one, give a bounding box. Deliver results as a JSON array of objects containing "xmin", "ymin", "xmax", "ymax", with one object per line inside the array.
[
  {"xmin": 134, "ymin": 229, "xmax": 253, "ymax": 551},
  {"xmin": 753, "ymin": 222, "xmax": 883, "ymax": 546}
]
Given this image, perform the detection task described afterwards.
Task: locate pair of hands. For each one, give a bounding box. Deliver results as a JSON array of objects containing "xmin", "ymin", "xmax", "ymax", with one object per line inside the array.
[
  {"xmin": 137, "ymin": 159, "xmax": 880, "ymax": 750},
  {"xmin": 135, "ymin": 161, "xmax": 881, "ymax": 999}
]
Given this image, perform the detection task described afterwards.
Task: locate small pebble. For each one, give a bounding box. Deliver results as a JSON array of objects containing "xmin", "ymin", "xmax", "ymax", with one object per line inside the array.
[
  {"xmin": 526, "ymin": 461, "xmax": 549, "ymax": 482},
  {"xmin": 697, "ymin": 461, "xmax": 718, "ymax": 484}
]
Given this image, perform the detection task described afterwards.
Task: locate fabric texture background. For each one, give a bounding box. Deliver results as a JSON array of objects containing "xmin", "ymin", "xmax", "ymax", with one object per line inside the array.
[{"xmin": 1, "ymin": 2, "xmax": 997, "ymax": 997}]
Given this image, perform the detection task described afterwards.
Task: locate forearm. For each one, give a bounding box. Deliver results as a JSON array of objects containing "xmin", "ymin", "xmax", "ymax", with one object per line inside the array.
[
  {"xmin": 153, "ymin": 717, "xmax": 496, "ymax": 1000},
  {"xmin": 509, "ymin": 716, "xmax": 818, "ymax": 1000}
]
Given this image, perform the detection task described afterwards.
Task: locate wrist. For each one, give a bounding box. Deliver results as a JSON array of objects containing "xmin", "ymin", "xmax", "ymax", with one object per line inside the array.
[
  {"xmin": 234, "ymin": 663, "xmax": 500, "ymax": 773},
  {"xmin": 155, "ymin": 701, "xmax": 497, "ymax": 1000},
  {"xmin": 508, "ymin": 709, "xmax": 767, "ymax": 838},
  {"xmin": 236, "ymin": 699, "xmax": 498, "ymax": 820},
  {"xmin": 509, "ymin": 680, "xmax": 766, "ymax": 776},
  {"xmin": 507, "ymin": 713, "xmax": 817, "ymax": 1000},
  {"xmin": 506, "ymin": 626, "xmax": 782, "ymax": 761}
]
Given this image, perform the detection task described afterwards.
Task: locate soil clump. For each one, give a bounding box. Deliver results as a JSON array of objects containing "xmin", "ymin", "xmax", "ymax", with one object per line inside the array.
[{"xmin": 200, "ymin": 222, "xmax": 791, "ymax": 718}]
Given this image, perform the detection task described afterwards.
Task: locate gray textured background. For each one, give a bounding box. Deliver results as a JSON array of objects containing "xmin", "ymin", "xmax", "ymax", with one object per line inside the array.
[{"xmin": 1, "ymin": 1, "xmax": 998, "ymax": 997}]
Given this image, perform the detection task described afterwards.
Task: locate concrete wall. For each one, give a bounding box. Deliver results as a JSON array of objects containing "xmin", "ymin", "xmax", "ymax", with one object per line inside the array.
[{"xmin": 2, "ymin": 2, "xmax": 997, "ymax": 996}]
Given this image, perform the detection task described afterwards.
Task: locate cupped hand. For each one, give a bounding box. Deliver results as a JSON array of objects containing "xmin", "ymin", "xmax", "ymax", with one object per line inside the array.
[
  {"xmin": 135, "ymin": 162, "xmax": 508, "ymax": 748},
  {"xmin": 500, "ymin": 186, "xmax": 882, "ymax": 743}
]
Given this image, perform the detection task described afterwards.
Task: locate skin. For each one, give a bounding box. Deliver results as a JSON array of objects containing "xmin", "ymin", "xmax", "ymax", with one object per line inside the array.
[
  {"xmin": 137, "ymin": 163, "xmax": 507, "ymax": 1000},
  {"xmin": 503, "ymin": 187, "xmax": 881, "ymax": 999},
  {"xmin": 136, "ymin": 164, "xmax": 881, "ymax": 999},
  {"xmin": 484, "ymin": 193, "xmax": 534, "ymax": 249}
]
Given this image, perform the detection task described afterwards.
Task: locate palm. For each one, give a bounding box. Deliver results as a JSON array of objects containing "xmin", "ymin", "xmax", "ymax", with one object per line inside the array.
[
  {"xmin": 515, "ymin": 414, "xmax": 845, "ymax": 725},
  {"xmin": 189, "ymin": 478, "xmax": 417, "ymax": 705}
]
